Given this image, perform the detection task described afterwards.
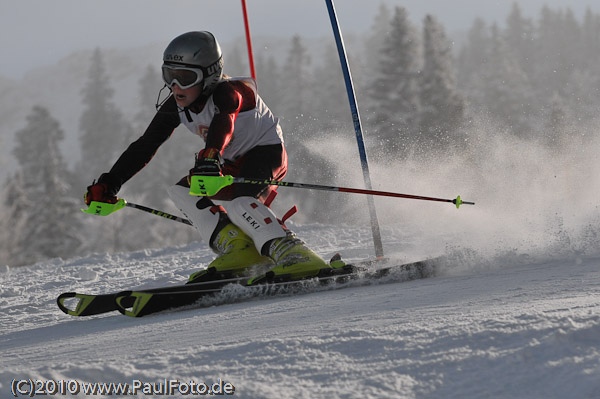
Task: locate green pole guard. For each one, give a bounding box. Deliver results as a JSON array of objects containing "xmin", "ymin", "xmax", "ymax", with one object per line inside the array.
[
  {"xmin": 81, "ymin": 198, "xmax": 127, "ymax": 216},
  {"xmin": 454, "ymin": 195, "xmax": 463, "ymax": 209},
  {"xmin": 189, "ymin": 175, "xmax": 234, "ymax": 196}
]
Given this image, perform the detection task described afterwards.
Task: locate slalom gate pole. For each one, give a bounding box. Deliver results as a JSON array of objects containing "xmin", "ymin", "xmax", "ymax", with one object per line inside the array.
[
  {"xmin": 241, "ymin": 0, "xmax": 257, "ymax": 79},
  {"xmin": 231, "ymin": 177, "xmax": 475, "ymax": 208},
  {"xmin": 324, "ymin": 0, "xmax": 384, "ymax": 257}
]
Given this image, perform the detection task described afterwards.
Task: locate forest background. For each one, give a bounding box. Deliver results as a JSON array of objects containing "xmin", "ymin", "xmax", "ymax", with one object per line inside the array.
[{"xmin": 1, "ymin": 3, "xmax": 599, "ymax": 266}]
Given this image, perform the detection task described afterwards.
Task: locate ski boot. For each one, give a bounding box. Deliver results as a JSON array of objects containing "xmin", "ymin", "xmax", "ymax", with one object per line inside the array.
[
  {"xmin": 246, "ymin": 233, "xmax": 333, "ymax": 285},
  {"xmin": 188, "ymin": 223, "xmax": 273, "ymax": 284}
]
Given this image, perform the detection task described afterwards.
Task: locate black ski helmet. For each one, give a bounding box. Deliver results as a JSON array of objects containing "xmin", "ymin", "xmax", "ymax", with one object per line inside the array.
[{"xmin": 163, "ymin": 31, "xmax": 224, "ymax": 96}]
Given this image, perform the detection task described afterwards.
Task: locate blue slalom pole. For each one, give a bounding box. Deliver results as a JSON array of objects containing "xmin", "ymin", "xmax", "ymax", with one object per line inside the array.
[{"xmin": 324, "ymin": 0, "xmax": 384, "ymax": 258}]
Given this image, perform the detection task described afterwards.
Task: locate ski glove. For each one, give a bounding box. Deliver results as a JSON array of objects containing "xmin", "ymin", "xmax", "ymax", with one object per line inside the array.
[
  {"xmin": 189, "ymin": 148, "xmax": 223, "ymax": 179},
  {"xmin": 84, "ymin": 173, "xmax": 120, "ymax": 205}
]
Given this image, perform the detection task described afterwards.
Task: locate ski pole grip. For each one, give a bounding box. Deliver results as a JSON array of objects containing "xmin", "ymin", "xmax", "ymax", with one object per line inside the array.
[
  {"xmin": 81, "ymin": 199, "xmax": 127, "ymax": 216},
  {"xmin": 189, "ymin": 175, "xmax": 234, "ymax": 196}
]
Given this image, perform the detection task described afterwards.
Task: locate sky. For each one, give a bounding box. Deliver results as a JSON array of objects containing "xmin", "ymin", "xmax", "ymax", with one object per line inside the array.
[{"xmin": 1, "ymin": 0, "xmax": 596, "ymax": 79}]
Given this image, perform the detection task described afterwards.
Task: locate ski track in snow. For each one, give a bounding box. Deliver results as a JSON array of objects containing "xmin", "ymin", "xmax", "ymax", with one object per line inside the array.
[{"xmin": 0, "ymin": 225, "xmax": 599, "ymax": 399}]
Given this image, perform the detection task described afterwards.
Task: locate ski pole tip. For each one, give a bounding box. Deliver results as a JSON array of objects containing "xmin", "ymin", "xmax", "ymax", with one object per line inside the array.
[{"xmin": 453, "ymin": 195, "xmax": 475, "ymax": 208}]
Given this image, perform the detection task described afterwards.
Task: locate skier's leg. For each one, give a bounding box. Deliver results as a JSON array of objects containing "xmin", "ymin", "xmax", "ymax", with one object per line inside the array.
[
  {"xmin": 225, "ymin": 196, "xmax": 331, "ymax": 283},
  {"xmin": 167, "ymin": 184, "xmax": 272, "ymax": 283},
  {"xmin": 169, "ymin": 144, "xmax": 287, "ymax": 283}
]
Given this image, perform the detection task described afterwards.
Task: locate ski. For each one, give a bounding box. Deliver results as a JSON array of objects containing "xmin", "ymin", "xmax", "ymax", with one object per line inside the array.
[
  {"xmin": 56, "ymin": 276, "xmax": 246, "ymax": 317},
  {"xmin": 56, "ymin": 266, "xmax": 355, "ymax": 317},
  {"xmin": 57, "ymin": 257, "xmax": 439, "ymax": 318},
  {"xmin": 113, "ymin": 257, "xmax": 439, "ymax": 317}
]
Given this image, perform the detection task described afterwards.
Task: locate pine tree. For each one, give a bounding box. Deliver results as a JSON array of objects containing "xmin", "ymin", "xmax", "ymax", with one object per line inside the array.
[
  {"xmin": 77, "ymin": 48, "xmax": 133, "ymax": 185},
  {"xmin": 0, "ymin": 172, "xmax": 29, "ymax": 265},
  {"xmin": 280, "ymin": 35, "xmax": 311, "ymax": 131},
  {"xmin": 8, "ymin": 106, "xmax": 81, "ymax": 265},
  {"xmin": 276, "ymin": 36, "xmax": 347, "ymax": 222},
  {"xmin": 133, "ymin": 64, "xmax": 162, "ymax": 133},
  {"xmin": 534, "ymin": 6, "xmax": 580, "ymax": 99},
  {"xmin": 504, "ymin": 3, "xmax": 536, "ymax": 79},
  {"xmin": 420, "ymin": 14, "xmax": 465, "ymax": 151},
  {"xmin": 312, "ymin": 43, "xmax": 352, "ymax": 131},
  {"xmin": 561, "ymin": 8, "xmax": 583, "ymax": 73},
  {"xmin": 368, "ymin": 6, "xmax": 420, "ymax": 157},
  {"xmin": 255, "ymin": 52, "xmax": 281, "ymax": 112},
  {"xmin": 224, "ymin": 42, "xmax": 249, "ymax": 77},
  {"xmin": 581, "ymin": 7, "xmax": 600, "ymax": 70},
  {"xmin": 363, "ymin": 2, "xmax": 392, "ymax": 82},
  {"xmin": 73, "ymin": 49, "xmax": 139, "ymax": 254},
  {"xmin": 456, "ymin": 17, "xmax": 491, "ymax": 114},
  {"xmin": 482, "ymin": 24, "xmax": 533, "ymax": 136}
]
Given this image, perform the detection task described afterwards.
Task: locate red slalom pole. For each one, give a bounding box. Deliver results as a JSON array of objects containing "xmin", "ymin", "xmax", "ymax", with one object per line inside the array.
[{"xmin": 241, "ymin": 0, "xmax": 256, "ymax": 79}]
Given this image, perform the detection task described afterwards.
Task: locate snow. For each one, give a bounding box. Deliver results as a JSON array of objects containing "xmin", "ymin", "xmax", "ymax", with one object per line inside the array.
[{"xmin": 1, "ymin": 223, "xmax": 599, "ymax": 399}]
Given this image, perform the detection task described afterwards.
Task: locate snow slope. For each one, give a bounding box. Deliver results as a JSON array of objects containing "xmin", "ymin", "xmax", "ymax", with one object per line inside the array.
[{"xmin": 1, "ymin": 223, "xmax": 599, "ymax": 399}]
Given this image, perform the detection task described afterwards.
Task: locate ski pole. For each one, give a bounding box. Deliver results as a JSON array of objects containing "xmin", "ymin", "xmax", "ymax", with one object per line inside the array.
[
  {"xmin": 189, "ymin": 176, "xmax": 475, "ymax": 208},
  {"xmin": 82, "ymin": 199, "xmax": 192, "ymax": 225},
  {"xmin": 125, "ymin": 202, "xmax": 192, "ymax": 225}
]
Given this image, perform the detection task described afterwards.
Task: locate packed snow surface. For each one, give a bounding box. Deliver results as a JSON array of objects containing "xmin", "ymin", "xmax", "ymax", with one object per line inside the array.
[{"xmin": 0, "ymin": 223, "xmax": 599, "ymax": 398}]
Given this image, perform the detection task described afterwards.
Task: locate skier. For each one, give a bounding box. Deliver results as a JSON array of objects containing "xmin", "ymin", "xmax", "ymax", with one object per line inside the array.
[{"xmin": 84, "ymin": 31, "xmax": 333, "ymax": 284}]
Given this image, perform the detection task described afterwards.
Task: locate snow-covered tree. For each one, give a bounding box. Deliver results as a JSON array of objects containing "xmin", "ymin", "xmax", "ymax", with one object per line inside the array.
[
  {"xmin": 363, "ymin": 2, "xmax": 392, "ymax": 84},
  {"xmin": 133, "ymin": 64, "xmax": 162, "ymax": 134},
  {"xmin": 456, "ymin": 17, "xmax": 491, "ymax": 115},
  {"xmin": 504, "ymin": 3, "xmax": 536, "ymax": 79},
  {"xmin": 581, "ymin": 7, "xmax": 600, "ymax": 70},
  {"xmin": 368, "ymin": 6, "xmax": 420, "ymax": 157},
  {"xmin": 419, "ymin": 14, "xmax": 465, "ymax": 151},
  {"xmin": 280, "ymin": 35, "xmax": 312, "ymax": 131},
  {"xmin": 0, "ymin": 172, "xmax": 29, "ymax": 265},
  {"xmin": 561, "ymin": 9, "xmax": 583, "ymax": 73},
  {"xmin": 311, "ymin": 44, "xmax": 353, "ymax": 131},
  {"xmin": 255, "ymin": 52, "xmax": 281, "ymax": 113},
  {"xmin": 533, "ymin": 6, "xmax": 582, "ymax": 99},
  {"xmin": 482, "ymin": 24, "xmax": 533, "ymax": 136},
  {"xmin": 77, "ymin": 48, "xmax": 133, "ymax": 186},
  {"xmin": 224, "ymin": 42, "xmax": 249, "ymax": 77},
  {"xmin": 7, "ymin": 106, "xmax": 82, "ymax": 265}
]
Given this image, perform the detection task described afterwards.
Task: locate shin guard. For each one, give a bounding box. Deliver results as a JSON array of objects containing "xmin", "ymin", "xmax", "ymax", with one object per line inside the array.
[
  {"xmin": 167, "ymin": 185, "xmax": 220, "ymax": 244},
  {"xmin": 225, "ymin": 196, "xmax": 287, "ymax": 253}
]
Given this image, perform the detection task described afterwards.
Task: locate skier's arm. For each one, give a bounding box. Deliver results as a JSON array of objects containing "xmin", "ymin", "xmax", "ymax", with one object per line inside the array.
[
  {"xmin": 95, "ymin": 95, "xmax": 181, "ymax": 195},
  {"xmin": 204, "ymin": 81, "xmax": 256, "ymax": 153}
]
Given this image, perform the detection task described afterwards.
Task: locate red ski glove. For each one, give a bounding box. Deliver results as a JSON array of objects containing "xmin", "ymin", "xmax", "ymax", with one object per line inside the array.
[{"xmin": 84, "ymin": 182, "xmax": 118, "ymax": 205}]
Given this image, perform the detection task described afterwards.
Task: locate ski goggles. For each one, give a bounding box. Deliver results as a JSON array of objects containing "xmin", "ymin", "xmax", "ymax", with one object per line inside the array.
[{"xmin": 161, "ymin": 64, "xmax": 204, "ymax": 89}]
